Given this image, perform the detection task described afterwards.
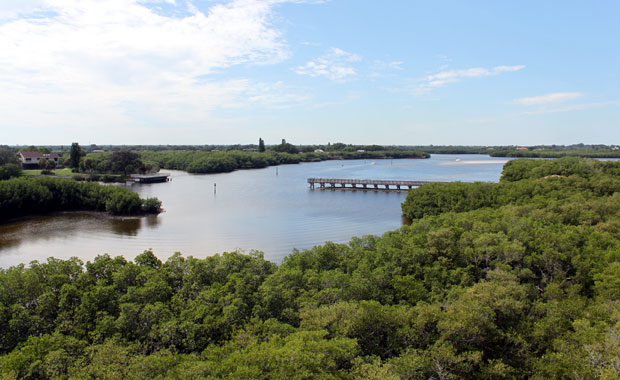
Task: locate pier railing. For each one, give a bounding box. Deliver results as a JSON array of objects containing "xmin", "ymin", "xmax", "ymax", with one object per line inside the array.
[{"xmin": 307, "ymin": 178, "xmax": 439, "ymax": 191}]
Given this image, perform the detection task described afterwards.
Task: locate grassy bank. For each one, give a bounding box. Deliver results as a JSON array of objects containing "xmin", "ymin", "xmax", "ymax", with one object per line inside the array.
[{"xmin": 23, "ymin": 168, "xmax": 74, "ymax": 176}]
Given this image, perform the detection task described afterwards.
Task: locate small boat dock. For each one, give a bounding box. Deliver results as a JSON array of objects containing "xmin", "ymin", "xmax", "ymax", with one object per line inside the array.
[
  {"xmin": 307, "ymin": 178, "xmax": 445, "ymax": 191},
  {"xmin": 130, "ymin": 173, "xmax": 170, "ymax": 183}
]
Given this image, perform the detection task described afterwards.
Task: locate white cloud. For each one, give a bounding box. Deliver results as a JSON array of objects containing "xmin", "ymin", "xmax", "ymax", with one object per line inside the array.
[
  {"xmin": 521, "ymin": 100, "xmax": 619, "ymax": 115},
  {"xmin": 294, "ymin": 47, "xmax": 361, "ymax": 81},
  {"xmin": 414, "ymin": 65, "xmax": 525, "ymax": 94},
  {"xmin": 0, "ymin": 0, "xmax": 313, "ymax": 140},
  {"xmin": 515, "ymin": 92, "xmax": 583, "ymax": 106},
  {"xmin": 493, "ymin": 65, "xmax": 526, "ymax": 73}
]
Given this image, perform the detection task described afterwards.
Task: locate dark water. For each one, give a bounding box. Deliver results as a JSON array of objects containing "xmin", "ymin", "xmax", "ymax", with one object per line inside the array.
[{"xmin": 0, "ymin": 155, "xmax": 510, "ymax": 267}]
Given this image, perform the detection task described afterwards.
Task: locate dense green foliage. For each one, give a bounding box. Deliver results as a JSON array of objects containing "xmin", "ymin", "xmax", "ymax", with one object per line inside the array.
[
  {"xmin": 80, "ymin": 150, "xmax": 154, "ymax": 176},
  {"xmin": 0, "ymin": 177, "xmax": 162, "ymax": 218},
  {"xmin": 141, "ymin": 149, "xmax": 429, "ymax": 174},
  {"xmin": 0, "ymin": 148, "xmax": 20, "ymax": 166},
  {"xmin": 402, "ymin": 157, "xmax": 620, "ymax": 219},
  {"xmin": 489, "ymin": 144, "xmax": 620, "ymax": 158},
  {"xmin": 0, "ymin": 164, "xmax": 22, "ymax": 180},
  {"xmin": 69, "ymin": 143, "xmax": 82, "ymax": 169},
  {"xmin": 272, "ymin": 141, "xmax": 300, "ymax": 154},
  {"xmin": 258, "ymin": 138, "xmax": 265, "ymax": 153},
  {"xmin": 490, "ymin": 150, "xmax": 620, "ymax": 158},
  {"xmin": 2, "ymin": 157, "xmax": 620, "ymax": 379}
]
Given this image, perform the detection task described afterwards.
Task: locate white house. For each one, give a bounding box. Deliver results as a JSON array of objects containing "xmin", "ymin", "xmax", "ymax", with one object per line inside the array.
[{"xmin": 19, "ymin": 151, "xmax": 60, "ymax": 169}]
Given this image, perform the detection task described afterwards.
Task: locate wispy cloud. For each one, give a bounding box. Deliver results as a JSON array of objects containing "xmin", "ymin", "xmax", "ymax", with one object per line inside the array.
[
  {"xmin": 414, "ymin": 65, "xmax": 525, "ymax": 94},
  {"xmin": 521, "ymin": 100, "xmax": 620, "ymax": 115},
  {"xmin": 243, "ymin": 81, "xmax": 313, "ymax": 109},
  {"xmin": 294, "ymin": 47, "xmax": 361, "ymax": 81},
  {"xmin": 512, "ymin": 91, "xmax": 618, "ymax": 116},
  {"xmin": 0, "ymin": 0, "xmax": 313, "ymax": 135},
  {"xmin": 515, "ymin": 92, "xmax": 583, "ymax": 106}
]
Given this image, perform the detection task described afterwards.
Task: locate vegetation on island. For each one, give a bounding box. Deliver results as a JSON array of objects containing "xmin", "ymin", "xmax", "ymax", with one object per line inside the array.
[
  {"xmin": 79, "ymin": 150, "xmax": 156, "ymax": 176},
  {"xmin": 141, "ymin": 146, "xmax": 429, "ymax": 174},
  {"xmin": 1, "ymin": 157, "xmax": 619, "ymax": 379},
  {"xmin": 0, "ymin": 177, "xmax": 162, "ymax": 219},
  {"xmin": 3, "ymin": 143, "xmax": 430, "ymax": 181}
]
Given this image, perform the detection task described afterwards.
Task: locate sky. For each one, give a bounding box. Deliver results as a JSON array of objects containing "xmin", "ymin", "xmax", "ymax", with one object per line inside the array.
[{"xmin": 0, "ymin": 0, "xmax": 619, "ymax": 146}]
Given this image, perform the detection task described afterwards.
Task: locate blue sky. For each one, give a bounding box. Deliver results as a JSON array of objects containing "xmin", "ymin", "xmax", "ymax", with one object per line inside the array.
[{"xmin": 0, "ymin": 0, "xmax": 618, "ymax": 146}]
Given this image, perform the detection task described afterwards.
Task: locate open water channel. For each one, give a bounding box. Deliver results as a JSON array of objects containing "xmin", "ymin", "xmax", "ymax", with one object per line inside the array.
[{"xmin": 0, "ymin": 154, "xmax": 511, "ymax": 267}]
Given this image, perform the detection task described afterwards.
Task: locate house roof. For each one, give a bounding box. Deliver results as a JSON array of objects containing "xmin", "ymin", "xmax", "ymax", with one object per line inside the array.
[{"xmin": 19, "ymin": 151, "xmax": 60, "ymax": 159}]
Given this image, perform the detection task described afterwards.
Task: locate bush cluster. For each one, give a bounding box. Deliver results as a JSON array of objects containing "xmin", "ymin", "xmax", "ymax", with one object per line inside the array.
[
  {"xmin": 0, "ymin": 164, "xmax": 22, "ymax": 180},
  {"xmin": 0, "ymin": 177, "xmax": 162, "ymax": 218}
]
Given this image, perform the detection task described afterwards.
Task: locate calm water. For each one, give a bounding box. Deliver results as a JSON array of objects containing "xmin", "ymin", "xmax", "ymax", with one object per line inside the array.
[{"xmin": 0, "ymin": 155, "xmax": 510, "ymax": 267}]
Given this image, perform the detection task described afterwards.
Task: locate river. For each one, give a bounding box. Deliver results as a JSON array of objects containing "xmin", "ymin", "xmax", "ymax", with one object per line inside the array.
[{"xmin": 0, "ymin": 154, "xmax": 511, "ymax": 267}]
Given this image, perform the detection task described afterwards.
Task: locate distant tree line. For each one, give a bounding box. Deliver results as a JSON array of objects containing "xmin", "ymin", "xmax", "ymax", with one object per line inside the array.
[
  {"xmin": 489, "ymin": 149, "xmax": 620, "ymax": 158},
  {"xmin": 141, "ymin": 148, "xmax": 429, "ymax": 174}
]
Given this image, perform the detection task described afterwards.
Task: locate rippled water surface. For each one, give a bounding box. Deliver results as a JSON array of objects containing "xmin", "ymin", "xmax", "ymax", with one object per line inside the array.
[{"xmin": 0, "ymin": 155, "xmax": 510, "ymax": 267}]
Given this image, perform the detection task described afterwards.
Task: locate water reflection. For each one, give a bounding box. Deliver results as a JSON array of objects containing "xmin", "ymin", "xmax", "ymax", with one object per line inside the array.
[
  {"xmin": 109, "ymin": 217, "xmax": 143, "ymax": 236},
  {"xmin": 0, "ymin": 213, "xmax": 156, "ymax": 251}
]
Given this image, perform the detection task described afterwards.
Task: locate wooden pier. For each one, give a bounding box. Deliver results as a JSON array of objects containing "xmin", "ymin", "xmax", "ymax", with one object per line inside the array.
[
  {"xmin": 130, "ymin": 173, "xmax": 170, "ymax": 183},
  {"xmin": 308, "ymin": 178, "xmax": 438, "ymax": 191}
]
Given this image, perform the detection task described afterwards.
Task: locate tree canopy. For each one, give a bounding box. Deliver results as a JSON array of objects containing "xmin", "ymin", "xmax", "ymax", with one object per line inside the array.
[{"xmin": 70, "ymin": 143, "xmax": 82, "ymax": 169}]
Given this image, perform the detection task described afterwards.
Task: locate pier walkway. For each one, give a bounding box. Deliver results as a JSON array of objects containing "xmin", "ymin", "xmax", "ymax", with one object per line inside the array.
[{"xmin": 307, "ymin": 178, "xmax": 443, "ymax": 191}]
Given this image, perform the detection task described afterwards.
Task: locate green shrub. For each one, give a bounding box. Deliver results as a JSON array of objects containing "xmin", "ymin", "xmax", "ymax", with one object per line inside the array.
[
  {"xmin": 0, "ymin": 164, "xmax": 22, "ymax": 180},
  {"xmin": 0, "ymin": 177, "xmax": 161, "ymax": 218},
  {"xmin": 105, "ymin": 191, "xmax": 143, "ymax": 215},
  {"xmin": 142, "ymin": 197, "xmax": 162, "ymax": 213}
]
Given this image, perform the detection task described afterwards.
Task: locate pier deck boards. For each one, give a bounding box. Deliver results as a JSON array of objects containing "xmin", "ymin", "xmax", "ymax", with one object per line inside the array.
[{"xmin": 307, "ymin": 178, "xmax": 447, "ymax": 191}]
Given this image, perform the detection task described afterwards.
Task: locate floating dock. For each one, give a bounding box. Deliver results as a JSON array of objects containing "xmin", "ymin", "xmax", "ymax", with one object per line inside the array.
[
  {"xmin": 307, "ymin": 178, "xmax": 439, "ymax": 191},
  {"xmin": 130, "ymin": 173, "xmax": 170, "ymax": 183}
]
